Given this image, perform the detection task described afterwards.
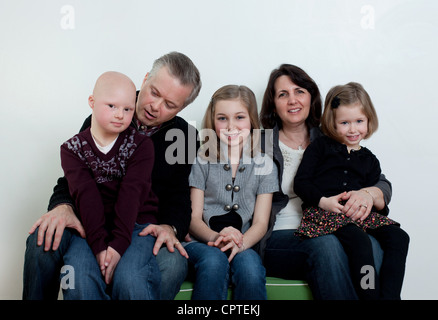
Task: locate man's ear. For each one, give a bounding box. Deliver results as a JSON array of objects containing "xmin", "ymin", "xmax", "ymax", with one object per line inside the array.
[
  {"xmin": 141, "ymin": 73, "xmax": 150, "ymax": 87},
  {"xmin": 88, "ymin": 95, "xmax": 95, "ymax": 109}
]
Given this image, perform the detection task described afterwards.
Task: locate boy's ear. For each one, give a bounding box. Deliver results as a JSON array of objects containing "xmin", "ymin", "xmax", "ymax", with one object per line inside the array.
[{"xmin": 88, "ymin": 95, "xmax": 95, "ymax": 109}]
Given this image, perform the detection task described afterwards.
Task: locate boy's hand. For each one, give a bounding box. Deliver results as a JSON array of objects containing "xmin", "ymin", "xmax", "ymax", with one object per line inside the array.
[
  {"xmin": 103, "ymin": 246, "xmax": 121, "ymax": 284},
  {"xmin": 318, "ymin": 192, "xmax": 346, "ymax": 213},
  {"xmin": 96, "ymin": 246, "xmax": 121, "ymax": 284},
  {"xmin": 96, "ymin": 249, "xmax": 107, "ymax": 278}
]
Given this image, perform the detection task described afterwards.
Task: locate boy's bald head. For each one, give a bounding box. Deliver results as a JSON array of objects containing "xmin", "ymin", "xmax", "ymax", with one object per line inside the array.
[
  {"xmin": 88, "ymin": 71, "xmax": 137, "ymax": 140},
  {"xmin": 93, "ymin": 71, "xmax": 136, "ymax": 98}
]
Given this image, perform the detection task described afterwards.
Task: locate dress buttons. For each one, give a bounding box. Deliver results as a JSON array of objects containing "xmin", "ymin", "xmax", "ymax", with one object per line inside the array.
[
  {"xmin": 225, "ymin": 184, "xmax": 240, "ymax": 192},
  {"xmin": 224, "ymin": 205, "xmax": 231, "ymax": 211},
  {"xmin": 343, "ymin": 182, "xmax": 347, "ymax": 186},
  {"xmin": 232, "ymin": 204, "xmax": 239, "ymax": 210},
  {"xmin": 238, "ymin": 166, "xmax": 245, "ymax": 172},
  {"xmin": 223, "ymin": 164, "xmax": 231, "ymax": 171}
]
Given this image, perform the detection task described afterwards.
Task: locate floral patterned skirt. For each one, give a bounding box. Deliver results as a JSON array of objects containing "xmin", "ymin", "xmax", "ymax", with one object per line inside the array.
[{"xmin": 295, "ymin": 206, "xmax": 399, "ymax": 238}]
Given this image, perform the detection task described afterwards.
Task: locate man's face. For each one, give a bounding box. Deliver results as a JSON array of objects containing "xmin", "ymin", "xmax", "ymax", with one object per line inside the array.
[{"xmin": 136, "ymin": 66, "xmax": 193, "ymax": 127}]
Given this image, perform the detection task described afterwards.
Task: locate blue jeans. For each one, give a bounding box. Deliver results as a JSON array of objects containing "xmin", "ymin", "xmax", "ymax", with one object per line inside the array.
[
  {"xmin": 23, "ymin": 225, "xmax": 188, "ymax": 300},
  {"xmin": 156, "ymin": 245, "xmax": 188, "ymax": 300},
  {"xmin": 264, "ymin": 230, "xmax": 383, "ymax": 300},
  {"xmin": 185, "ymin": 242, "xmax": 266, "ymax": 300},
  {"xmin": 62, "ymin": 223, "xmax": 160, "ymax": 299},
  {"xmin": 23, "ymin": 226, "xmax": 74, "ymax": 300}
]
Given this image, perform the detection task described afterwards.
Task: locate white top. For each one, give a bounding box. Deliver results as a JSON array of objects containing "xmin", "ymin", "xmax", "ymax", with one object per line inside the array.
[
  {"xmin": 273, "ymin": 140, "xmax": 305, "ymax": 231},
  {"xmin": 92, "ymin": 135, "xmax": 118, "ymax": 155}
]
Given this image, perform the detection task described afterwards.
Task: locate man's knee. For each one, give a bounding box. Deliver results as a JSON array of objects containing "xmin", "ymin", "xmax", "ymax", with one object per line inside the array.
[
  {"xmin": 157, "ymin": 248, "xmax": 188, "ymax": 277},
  {"xmin": 25, "ymin": 227, "xmax": 73, "ymax": 256},
  {"xmin": 112, "ymin": 259, "xmax": 161, "ymax": 300}
]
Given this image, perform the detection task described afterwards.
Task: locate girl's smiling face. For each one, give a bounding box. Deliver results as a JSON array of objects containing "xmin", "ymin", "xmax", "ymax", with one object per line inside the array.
[
  {"xmin": 335, "ymin": 103, "xmax": 369, "ymax": 150},
  {"xmin": 214, "ymin": 99, "xmax": 252, "ymax": 149}
]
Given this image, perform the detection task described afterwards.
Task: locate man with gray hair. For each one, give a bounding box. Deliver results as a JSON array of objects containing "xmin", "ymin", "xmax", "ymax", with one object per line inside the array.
[{"xmin": 23, "ymin": 52, "xmax": 201, "ymax": 299}]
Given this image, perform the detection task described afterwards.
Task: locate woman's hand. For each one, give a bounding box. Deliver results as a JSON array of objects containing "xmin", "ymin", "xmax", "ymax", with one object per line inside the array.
[{"xmin": 340, "ymin": 190, "xmax": 374, "ymax": 221}]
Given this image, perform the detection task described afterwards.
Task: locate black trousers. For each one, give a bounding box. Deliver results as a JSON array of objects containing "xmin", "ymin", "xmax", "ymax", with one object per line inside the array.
[{"xmin": 334, "ymin": 224, "xmax": 409, "ymax": 300}]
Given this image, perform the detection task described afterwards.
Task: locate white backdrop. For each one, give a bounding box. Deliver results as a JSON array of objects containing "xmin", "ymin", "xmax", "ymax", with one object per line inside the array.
[{"xmin": 1, "ymin": 0, "xmax": 437, "ymax": 300}]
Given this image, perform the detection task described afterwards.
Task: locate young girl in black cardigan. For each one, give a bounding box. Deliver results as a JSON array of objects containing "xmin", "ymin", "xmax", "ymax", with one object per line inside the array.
[{"xmin": 294, "ymin": 82, "xmax": 409, "ymax": 300}]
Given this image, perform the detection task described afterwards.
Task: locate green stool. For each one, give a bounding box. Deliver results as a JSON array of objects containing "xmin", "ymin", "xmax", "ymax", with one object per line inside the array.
[{"xmin": 174, "ymin": 277, "xmax": 313, "ymax": 300}]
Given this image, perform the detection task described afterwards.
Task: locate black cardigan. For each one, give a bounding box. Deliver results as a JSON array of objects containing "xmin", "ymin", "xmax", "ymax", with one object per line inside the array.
[
  {"xmin": 257, "ymin": 125, "xmax": 392, "ymax": 259},
  {"xmin": 49, "ymin": 113, "xmax": 199, "ymax": 241},
  {"xmin": 294, "ymin": 135, "xmax": 384, "ymax": 212}
]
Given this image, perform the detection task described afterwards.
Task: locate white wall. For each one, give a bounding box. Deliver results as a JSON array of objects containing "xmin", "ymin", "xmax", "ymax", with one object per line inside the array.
[{"xmin": 1, "ymin": 0, "xmax": 437, "ymax": 300}]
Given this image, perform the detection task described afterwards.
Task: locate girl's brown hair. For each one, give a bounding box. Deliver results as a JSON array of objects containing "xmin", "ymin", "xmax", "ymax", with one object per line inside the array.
[
  {"xmin": 322, "ymin": 82, "xmax": 379, "ymax": 142},
  {"xmin": 201, "ymin": 85, "xmax": 260, "ymax": 160}
]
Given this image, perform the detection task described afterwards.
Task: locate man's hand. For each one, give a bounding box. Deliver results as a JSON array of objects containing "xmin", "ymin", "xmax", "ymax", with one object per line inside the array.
[
  {"xmin": 29, "ymin": 204, "xmax": 86, "ymax": 251},
  {"xmin": 139, "ymin": 224, "xmax": 188, "ymax": 258}
]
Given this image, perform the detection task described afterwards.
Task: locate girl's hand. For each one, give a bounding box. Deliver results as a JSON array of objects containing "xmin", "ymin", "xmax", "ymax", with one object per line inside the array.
[
  {"xmin": 208, "ymin": 236, "xmax": 245, "ymax": 262},
  {"xmin": 318, "ymin": 193, "xmax": 346, "ymax": 213},
  {"xmin": 215, "ymin": 226, "xmax": 243, "ymax": 248},
  {"xmin": 207, "ymin": 227, "xmax": 244, "ymax": 262},
  {"xmin": 226, "ymin": 241, "xmax": 244, "ymax": 262},
  {"xmin": 207, "ymin": 226, "xmax": 243, "ymax": 248}
]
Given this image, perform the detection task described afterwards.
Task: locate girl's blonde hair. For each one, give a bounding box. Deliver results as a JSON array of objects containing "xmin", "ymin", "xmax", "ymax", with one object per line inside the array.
[
  {"xmin": 201, "ymin": 85, "xmax": 260, "ymax": 160},
  {"xmin": 322, "ymin": 82, "xmax": 378, "ymax": 142}
]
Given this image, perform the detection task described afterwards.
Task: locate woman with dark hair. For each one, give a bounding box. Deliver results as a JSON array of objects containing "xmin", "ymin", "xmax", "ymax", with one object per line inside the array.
[{"xmin": 258, "ymin": 64, "xmax": 393, "ymax": 299}]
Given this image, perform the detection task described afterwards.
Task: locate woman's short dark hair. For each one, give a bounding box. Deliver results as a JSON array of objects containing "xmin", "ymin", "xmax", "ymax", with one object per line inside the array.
[{"xmin": 260, "ymin": 64, "xmax": 322, "ymax": 129}]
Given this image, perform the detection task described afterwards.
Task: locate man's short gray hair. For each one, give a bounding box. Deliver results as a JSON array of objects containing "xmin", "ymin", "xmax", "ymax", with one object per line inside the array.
[{"xmin": 149, "ymin": 51, "xmax": 202, "ymax": 107}]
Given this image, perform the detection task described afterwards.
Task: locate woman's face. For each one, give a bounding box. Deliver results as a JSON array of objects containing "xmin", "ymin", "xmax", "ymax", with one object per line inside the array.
[{"xmin": 273, "ymin": 75, "xmax": 311, "ymax": 127}]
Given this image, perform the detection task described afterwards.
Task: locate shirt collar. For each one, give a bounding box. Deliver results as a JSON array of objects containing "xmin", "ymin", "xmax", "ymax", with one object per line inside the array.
[{"xmin": 136, "ymin": 119, "xmax": 162, "ymax": 137}]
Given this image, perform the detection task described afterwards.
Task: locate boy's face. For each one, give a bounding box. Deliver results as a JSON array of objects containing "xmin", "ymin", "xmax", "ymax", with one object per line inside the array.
[
  {"xmin": 136, "ymin": 66, "xmax": 193, "ymax": 127},
  {"xmin": 89, "ymin": 84, "xmax": 136, "ymax": 136}
]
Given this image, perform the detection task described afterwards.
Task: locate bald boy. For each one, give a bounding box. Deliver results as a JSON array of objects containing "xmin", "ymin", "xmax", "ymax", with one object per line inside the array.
[
  {"xmin": 88, "ymin": 71, "xmax": 137, "ymax": 147},
  {"xmin": 59, "ymin": 71, "xmax": 159, "ymax": 298}
]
